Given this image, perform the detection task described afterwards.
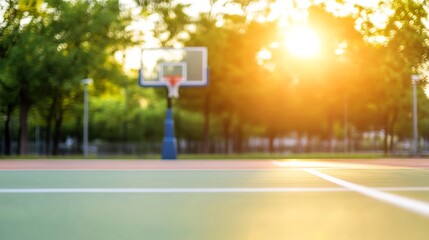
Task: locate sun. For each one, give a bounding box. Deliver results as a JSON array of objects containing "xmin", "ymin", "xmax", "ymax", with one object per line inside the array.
[{"xmin": 284, "ymin": 26, "xmax": 321, "ymax": 58}]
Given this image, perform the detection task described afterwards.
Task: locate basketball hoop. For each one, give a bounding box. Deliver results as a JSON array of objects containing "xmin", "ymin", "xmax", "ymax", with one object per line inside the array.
[
  {"xmin": 138, "ymin": 47, "xmax": 208, "ymax": 160},
  {"xmin": 163, "ymin": 75, "xmax": 183, "ymax": 98}
]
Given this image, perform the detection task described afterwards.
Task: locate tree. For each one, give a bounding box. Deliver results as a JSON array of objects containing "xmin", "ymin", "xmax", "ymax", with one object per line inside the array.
[
  {"xmin": 356, "ymin": 0, "xmax": 429, "ymax": 154},
  {"xmin": 45, "ymin": 0, "xmax": 132, "ymax": 154},
  {"xmin": 1, "ymin": 0, "xmax": 132, "ymax": 155},
  {"xmin": 0, "ymin": 0, "xmax": 48, "ymax": 154}
]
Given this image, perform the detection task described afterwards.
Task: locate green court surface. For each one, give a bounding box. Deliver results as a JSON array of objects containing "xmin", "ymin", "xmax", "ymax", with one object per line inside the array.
[{"xmin": 1, "ymin": 160, "xmax": 429, "ymax": 240}]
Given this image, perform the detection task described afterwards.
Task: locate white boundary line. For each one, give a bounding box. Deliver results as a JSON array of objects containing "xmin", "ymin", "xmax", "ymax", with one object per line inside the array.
[
  {"xmin": 1, "ymin": 187, "xmax": 429, "ymax": 193},
  {"xmin": 305, "ymin": 169, "xmax": 429, "ymax": 218},
  {"xmin": 0, "ymin": 169, "xmax": 286, "ymax": 172},
  {"xmin": 378, "ymin": 187, "xmax": 429, "ymax": 191},
  {"xmin": 0, "ymin": 187, "xmax": 347, "ymax": 193}
]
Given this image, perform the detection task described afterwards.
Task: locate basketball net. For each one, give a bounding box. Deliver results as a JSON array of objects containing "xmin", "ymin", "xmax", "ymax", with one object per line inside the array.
[{"xmin": 163, "ymin": 75, "xmax": 183, "ymax": 98}]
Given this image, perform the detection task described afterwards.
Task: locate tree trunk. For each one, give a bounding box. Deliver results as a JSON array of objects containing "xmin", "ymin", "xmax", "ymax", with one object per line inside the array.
[
  {"xmin": 223, "ymin": 117, "xmax": 231, "ymax": 154},
  {"xmin": 382, "ymin": 106, "xmax": 398, "ymax": 155},
  {"xmin": 18, "ymin": 88, "xmax": 30, "ymax": 155},
  {"xmin": 202, "ymin": 92, "xmax": 211, "ymax": 153},
  {"xmin": 44, "ymin": 95, "xmax": 57, "ymax": 155},
  {"xmin": 388, "ymin": 106, "xmax": 398, "ymax": 154},
  {"xmin": 3, "ymin": 104, "xmax": 13, "ymax": 155},
  {"xmin": 383, "ymin": 132, "xmax": 388, "ymax": 155},
  {"xmin": 52, "ymin": 106, "xmax": 63, "ymax": 155},
  {"xmin": 295, "ymin": 132, "xmax": 302, "ymax": 153},
  {"xmin": 233, "ymin": 121, "xmax": 243, "ymax": 154},
  {"xmin": 268, "ymin": 130, "xmax": 275, "ymax": 154},
  {"xmin": 327, "ymin": 114, "xmax": 334, "ymax": 152},
  {"xmin": 383, "ymin": 113, "xmax": 389, "ymax": 155}
]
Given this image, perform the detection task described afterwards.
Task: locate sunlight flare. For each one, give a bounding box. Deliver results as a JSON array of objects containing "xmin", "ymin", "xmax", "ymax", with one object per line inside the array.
[{"xmin": 284, "ymin": 26, "xmax": 321, "ymax": 58}]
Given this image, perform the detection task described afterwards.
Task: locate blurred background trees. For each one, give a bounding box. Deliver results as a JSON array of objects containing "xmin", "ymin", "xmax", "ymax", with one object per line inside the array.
[{"xmin": 1, "ymin": 0, "xmax": 429, "ymax": 156}]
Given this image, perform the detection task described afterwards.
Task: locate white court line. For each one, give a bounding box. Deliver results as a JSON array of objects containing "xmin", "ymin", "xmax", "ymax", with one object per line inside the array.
[
  {"xmin": 0, "ymin": 187, "xmax": 347, "ymax": 193},
  {"xmin": 0, "ymin": 169, "xmax": 286, "ymax": 172},
  {"xmin": 1, "ymin": 187, "xmax": 429, "ymax": 193},
  {"xmin": 305, "ymin": 169, "xmax": 429, "ymax": 218}
]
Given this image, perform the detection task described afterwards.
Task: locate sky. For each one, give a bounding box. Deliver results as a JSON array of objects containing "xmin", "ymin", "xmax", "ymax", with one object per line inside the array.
[
  {"xmin": 118, "ymin": 0, "xmax": 213, "ymax": 71},
  {"xmin": 117, "ymin": 0, "xmax": 387, "ymax": 71}
]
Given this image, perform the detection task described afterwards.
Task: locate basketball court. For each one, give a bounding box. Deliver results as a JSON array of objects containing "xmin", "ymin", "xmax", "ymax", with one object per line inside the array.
[{"xmin": 1, "ymin": 159, "xmax": 428, "ymax": 240}]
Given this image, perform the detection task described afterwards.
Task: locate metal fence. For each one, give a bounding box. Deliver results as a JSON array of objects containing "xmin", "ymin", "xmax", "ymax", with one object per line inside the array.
[{"xmin": 2, "ymin": 137, "xmax": 429, "ymax": 156}]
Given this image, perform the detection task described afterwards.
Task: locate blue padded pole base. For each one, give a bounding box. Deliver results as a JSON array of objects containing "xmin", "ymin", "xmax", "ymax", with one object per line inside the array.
[{"xmin": 161, "ymin": 108, "xmax": 177, "ymax": 160}]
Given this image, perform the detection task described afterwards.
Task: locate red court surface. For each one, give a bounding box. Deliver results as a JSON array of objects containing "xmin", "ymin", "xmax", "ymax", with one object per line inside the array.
[{"xmin": 1, "ymin": 158, "xmax": 429, "ymax": 170}]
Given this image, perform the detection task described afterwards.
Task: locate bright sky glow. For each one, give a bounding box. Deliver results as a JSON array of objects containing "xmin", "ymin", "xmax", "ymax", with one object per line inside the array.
[
  {"xmin": 284, "ymin": 26, "xmax": 321, "ymax": 58},
  {"xmin": 117, "ymin": 0, "xmax": 388, "ymax": 70}
]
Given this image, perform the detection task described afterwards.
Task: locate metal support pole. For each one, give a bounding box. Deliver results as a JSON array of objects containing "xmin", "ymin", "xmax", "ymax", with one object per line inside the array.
[
  {"xmin": 81, "ymin": 78, "xmax": 92, "ymax": 157},
  {"xmin": 344, "ymin": 94, "xmax": 348, "ymax": 153},
  {"xmin": 411, "ymin": 75, "xmax": 419, "ymax": 156},
  {"xmin": 83, "ymin": 85, "xmax": 88, "ymax": 156}
]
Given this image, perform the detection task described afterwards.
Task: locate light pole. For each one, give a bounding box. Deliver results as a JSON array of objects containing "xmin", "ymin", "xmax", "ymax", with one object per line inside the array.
[
  {"xmin": 344, "ymin": 93, "xmax": 348, "ymax": 153},
  {"xmin": 81, "ymin": 78, "xmax": 93, "ymax": 156},
  {"xmin": 411, "ymin": 74, "xmax": 419, "ymax": 156}
]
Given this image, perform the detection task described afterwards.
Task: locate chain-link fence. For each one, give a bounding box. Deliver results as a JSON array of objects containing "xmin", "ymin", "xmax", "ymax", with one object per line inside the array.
[{"xmin": 2, "ymin": 137, "xmax": 429, "ymax": 156}]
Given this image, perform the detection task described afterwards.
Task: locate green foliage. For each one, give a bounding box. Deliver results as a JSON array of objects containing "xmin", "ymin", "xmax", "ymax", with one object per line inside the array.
[
  {"xmin": 0, "ymin": 0, "xmax": 133, "ymax": 154},
  {"xmin": 351, "ymin": 0, "xmax": 429, "ymax": 153},
  {"xmin": 178, "ymin": 0, "xmax": 429, "ymax": 154},
  {"xmin": 2, "ymin": 0, "xmax": 429, "ymax": 156}
]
